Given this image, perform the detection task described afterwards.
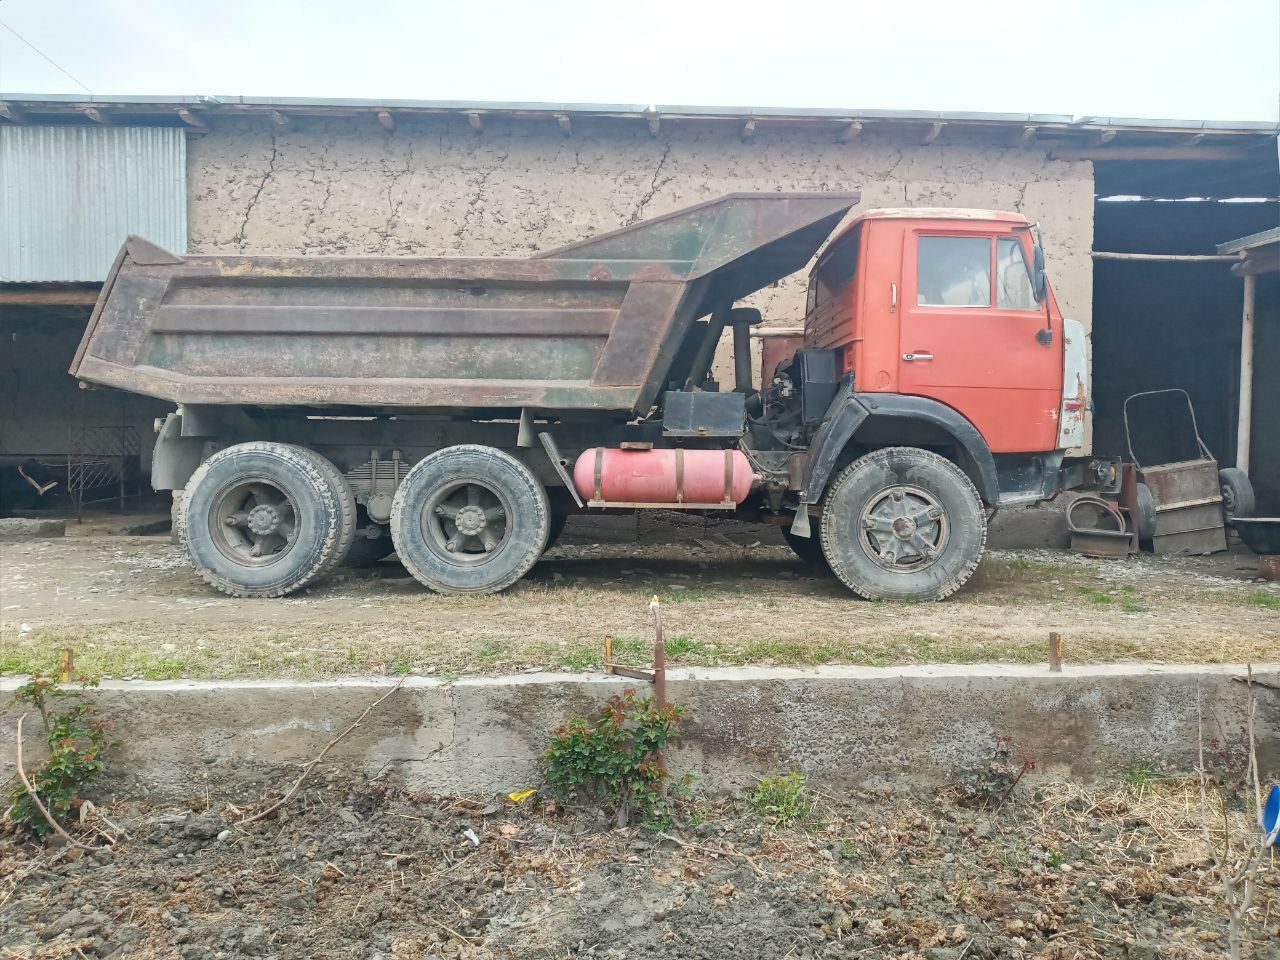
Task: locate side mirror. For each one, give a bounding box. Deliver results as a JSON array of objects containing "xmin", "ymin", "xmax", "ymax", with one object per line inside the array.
[{"xmin": 1031, "ymin": 244, "xmax": 1048, "ymax": 303}]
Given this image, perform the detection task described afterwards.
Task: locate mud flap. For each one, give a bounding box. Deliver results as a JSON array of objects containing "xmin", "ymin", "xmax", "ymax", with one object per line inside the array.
[{"xmin": 789, "ymin": 505, "xmax": 812, "ymax": 538}]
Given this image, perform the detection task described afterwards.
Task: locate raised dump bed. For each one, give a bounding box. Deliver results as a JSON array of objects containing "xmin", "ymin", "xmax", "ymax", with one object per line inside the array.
[{"xmin": 70, "ymin": 193, "xmax": 859, "ymax": 415}]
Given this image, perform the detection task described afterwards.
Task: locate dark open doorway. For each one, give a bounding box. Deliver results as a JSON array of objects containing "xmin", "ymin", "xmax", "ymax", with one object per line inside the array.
[{"xmin": 1090, "ymin": 152, "xmax": 1279, "ymax": 511}]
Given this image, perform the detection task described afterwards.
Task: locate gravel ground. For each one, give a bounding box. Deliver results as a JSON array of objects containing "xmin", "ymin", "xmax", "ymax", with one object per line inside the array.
[
  {"xmin": 2, "ymin": 775, "xmax": 1277, "ymax": 960},
  {"xmin": 1, "ymin": 524, "xmax": 1277, "ymax": 681}
]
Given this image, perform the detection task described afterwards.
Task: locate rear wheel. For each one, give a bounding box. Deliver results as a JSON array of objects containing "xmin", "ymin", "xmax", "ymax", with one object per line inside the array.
[
  {"xmin": 178, "ymin": 442, "xmax": 356, "ymax": 598},
  {"xmin": 819, "ymin": 447, "xmax": 985, "ymax": 601},
  {"xmin": 390, "ymin": 445, "xmax": 550, "ymax": 594}
]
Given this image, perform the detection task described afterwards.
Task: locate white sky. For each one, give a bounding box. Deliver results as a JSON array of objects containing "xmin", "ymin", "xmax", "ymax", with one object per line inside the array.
[{"xmin": 0, "ymin": 0, "xmax": 1277, "ymax": 122}]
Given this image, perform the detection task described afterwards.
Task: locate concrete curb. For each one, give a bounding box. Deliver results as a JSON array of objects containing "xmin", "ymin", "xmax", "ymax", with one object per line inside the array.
[{"xmin": 2, "ymin": 663, "xmax": 1276, "ymax": 796}]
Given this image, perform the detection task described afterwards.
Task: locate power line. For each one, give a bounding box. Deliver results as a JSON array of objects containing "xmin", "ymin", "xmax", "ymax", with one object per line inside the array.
[{"xmin": 0, "ymin": 16, "xmax": 93, "ymax": 95}]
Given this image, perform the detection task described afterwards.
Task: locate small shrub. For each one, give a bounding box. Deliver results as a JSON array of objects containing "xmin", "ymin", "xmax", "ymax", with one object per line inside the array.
[
  {"xmin": 541, "ymin": 688, "xmax": 684, "ymax": 828},
  {"xmin": 750, "ymin": 771, "xmax": 810, "ymax": 825},
  {"xmin": 5, "ymin": 671, "xmax": 115, "ymax": 838}
]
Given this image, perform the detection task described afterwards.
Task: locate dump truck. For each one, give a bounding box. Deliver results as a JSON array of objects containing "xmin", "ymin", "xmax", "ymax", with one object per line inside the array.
[{"xmin": 71, "ymin": 192, "xmax": 1110, "ymax": 601}]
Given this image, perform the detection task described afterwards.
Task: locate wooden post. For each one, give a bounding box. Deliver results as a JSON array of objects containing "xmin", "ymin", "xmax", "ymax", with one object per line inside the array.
[
  {"xmin": 58, "ymin": 647, "xmax": 74, "ymax": 682},
  {"xmin": 1048, "ymin": 633, "xmax": 1062, "ymax": 673},
  {"xmin": 1237, "ymin": 273, "xmax": 1256, "ymax": 474}
]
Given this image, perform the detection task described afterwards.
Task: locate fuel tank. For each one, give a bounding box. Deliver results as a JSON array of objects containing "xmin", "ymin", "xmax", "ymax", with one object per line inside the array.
[{"xmin": 573, "ymin": 447, "xmax": 755, "ymax": 507}]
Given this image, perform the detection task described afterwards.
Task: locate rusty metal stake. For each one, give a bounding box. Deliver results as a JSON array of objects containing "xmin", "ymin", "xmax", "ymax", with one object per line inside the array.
[
  {"xmin": 603, "ymin": 596, "xmax": 670, "ymax": 780},
  {"xmin": 1048, "ymin": 632, "xmax": 1063, "ymax": 673}
]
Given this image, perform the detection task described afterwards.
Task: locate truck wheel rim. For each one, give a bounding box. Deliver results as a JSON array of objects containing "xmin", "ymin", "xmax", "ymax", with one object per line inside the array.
[
  {"xmin": 421, "ymin": 480, "xmax": 511, "ymax": 565},
  {"xmin": 858, "ymin": 484, "xmax": 949, "ymax": 573},
  {"xmin": 209, "ymin": 476, "xmax": 298, "ymax": 567}
]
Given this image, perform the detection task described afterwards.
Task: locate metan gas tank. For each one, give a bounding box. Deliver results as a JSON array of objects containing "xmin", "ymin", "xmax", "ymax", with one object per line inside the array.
[{"xmin": 573, "ymin": 448, "xmax": 755, "ymax": 507}]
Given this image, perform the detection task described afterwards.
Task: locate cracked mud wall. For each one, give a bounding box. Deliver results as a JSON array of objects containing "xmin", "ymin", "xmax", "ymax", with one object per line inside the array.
[{"xmin": 188, "ymin": 117, "xmax": 1094, "ymax": 389}]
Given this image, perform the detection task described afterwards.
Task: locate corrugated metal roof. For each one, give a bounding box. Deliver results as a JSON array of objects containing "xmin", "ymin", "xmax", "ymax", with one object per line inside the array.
[
  {"xmin": 0, "ymin": 125, "xmax": 186, "ymax": 282},
  {"xmin": 2, "ymin": 92, "xmax": 1278, "ymax": 136}
]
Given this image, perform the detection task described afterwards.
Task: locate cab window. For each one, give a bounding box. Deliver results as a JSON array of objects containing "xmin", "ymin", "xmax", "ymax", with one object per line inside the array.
[
  {"xmin": 917, "ymin": 236, "xmax": 990, "ymax": 307},
  {"xmin": 818, "ymin": 231, "xmax": 859, "ymax": 293},
  {"xmin": 996, "ymin": 237, "xmax": 1038, "ymax": 310}
]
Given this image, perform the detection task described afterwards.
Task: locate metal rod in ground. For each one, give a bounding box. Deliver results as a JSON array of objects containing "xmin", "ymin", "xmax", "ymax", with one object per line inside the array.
[
  {"xmin": 650, "ymin": 595, "xmax": 669, "ymax": 779},
  {"xmin": 1049, "ymin": 632, "xmax": 1063, "ymax": 672}
]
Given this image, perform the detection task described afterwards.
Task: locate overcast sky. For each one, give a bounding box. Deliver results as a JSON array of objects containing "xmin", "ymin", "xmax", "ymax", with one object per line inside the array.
[{"xmin": 0, "ymin": 0, "xmax": 1277, "ymax": 122}]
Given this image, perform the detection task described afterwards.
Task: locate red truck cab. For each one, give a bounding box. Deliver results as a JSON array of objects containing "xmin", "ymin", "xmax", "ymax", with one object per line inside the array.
[{"xmin": 806, "ymin": 209, "xmax": 1075, "ymax": 455}]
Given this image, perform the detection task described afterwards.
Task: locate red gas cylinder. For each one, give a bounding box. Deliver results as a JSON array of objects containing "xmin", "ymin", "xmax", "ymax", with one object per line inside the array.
[{"xmin": 573, "ymin": 448, "xmax": 755, "ymax": 506}]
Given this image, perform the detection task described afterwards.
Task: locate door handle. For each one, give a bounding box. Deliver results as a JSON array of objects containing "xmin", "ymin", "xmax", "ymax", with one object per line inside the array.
[{"xmin": 902, "ymin": 352, "xmax": 934, "ymax": 362}]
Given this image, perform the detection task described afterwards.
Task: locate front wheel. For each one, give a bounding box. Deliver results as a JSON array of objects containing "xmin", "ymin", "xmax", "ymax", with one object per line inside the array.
[
  {"xmin": 818, "ymin": 447, "xmax": 986, "ymax": 601},
  {"xmin": 390, "ymin": 445, "xmax": 550, "ymax": 594}
]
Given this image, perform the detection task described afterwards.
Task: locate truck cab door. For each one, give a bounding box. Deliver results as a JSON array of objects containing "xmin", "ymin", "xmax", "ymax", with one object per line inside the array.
[{"xmin": 897, "ymin": 227, "xmax": 1061, "ymax": 453}]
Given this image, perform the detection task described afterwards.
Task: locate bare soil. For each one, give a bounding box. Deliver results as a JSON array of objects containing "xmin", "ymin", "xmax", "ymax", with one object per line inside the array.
[
  {"xmin": 1, "ymin": 516, "xmax": 1276, "ymax": 681},
  {"xmin": 2, "ymin": 774, "xmax": 1276, "ymax": 960}
]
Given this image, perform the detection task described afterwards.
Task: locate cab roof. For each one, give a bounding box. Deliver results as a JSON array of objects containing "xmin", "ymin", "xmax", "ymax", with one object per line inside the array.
[{"xmin": 850, "ymin": 207, "xmax": 1030, "ymax": 224}]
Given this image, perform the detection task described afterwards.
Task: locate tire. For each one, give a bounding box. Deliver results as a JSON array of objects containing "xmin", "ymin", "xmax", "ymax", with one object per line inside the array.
[
  {"xmin": 545, "ymin": 511, "xmax": 570, "ymax": 551},
  {"xmin": 1134, "ymin": 482, "xmax": 1157, "ymax": 542},
  {"xmin": 390, "ymin": 444, "xmax": 550, "ymax": 595},
  {"xmin": 178, "ymin": 442, "xmax": 357, "ymax": 598},
  {"xmin": 782, "ymin": 524, "xmax": 828, "ymax": 567},
  {"xmin": 1219, "ymin": 468, "xmax": 1255, "ymax": 520},
  {"xmin": 818, "ymin": 447, "xmax": 986, "ymax": 601}
]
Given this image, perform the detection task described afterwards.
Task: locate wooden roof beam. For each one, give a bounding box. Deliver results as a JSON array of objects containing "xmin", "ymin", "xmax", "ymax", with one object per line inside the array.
[
  {"xmin": 838, "ymin": 120, "xmax": 863, "ymax": 143},
  {"xmin": 177, "ymin": 108, "xmax": 207, "ymax": 130},
  {"xmin": 1012, "ymin": 125, "xmax": 1037, "ymax": 147},
  {"xmin": 920, "ymin": 121, "xmax": 944, "ymax": 145}
]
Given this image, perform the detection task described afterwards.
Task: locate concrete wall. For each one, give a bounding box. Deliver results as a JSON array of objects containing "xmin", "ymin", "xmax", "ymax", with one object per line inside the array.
[
  {"xmin": 186, "ymin": 118, "xmax": 1095, "ymax": 387},
  {"xmin": 4, "ymin": 664, "xmax": 1273, "ymax": 799}
]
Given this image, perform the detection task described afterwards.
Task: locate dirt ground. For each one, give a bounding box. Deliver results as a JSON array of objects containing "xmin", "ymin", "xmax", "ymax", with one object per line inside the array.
[
  {"xmin": 2, "ymin": 773, "xmax": 1277, "ymax": 960},
  {"xmin": 1, "ymin": 513, "xmax": 1277, "ymax": 681}
]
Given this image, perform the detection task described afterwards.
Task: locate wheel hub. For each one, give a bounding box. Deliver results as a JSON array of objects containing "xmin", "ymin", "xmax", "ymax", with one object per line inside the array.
[
  {"xmin": 454, "ymin": 504, "xmax": 487, "ymax": 537},
  {"xmin": 859, "ymin": 484, "xmax": 948, "ymax": 572},
  {"xmin": 247, "ymin": 503, "xmax": 281, "ymax": 536}
]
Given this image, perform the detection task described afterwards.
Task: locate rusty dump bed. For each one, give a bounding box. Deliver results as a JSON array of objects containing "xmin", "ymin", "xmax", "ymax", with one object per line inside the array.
[{"xmin": 71, "ymin": 192, "xmax": 859, "ymax": 415}]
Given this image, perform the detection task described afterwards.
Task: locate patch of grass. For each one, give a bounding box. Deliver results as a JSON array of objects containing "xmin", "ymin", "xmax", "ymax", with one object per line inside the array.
[
  {"xmin": 838, "ymin": 838, "xmax": 859, "ymax": 861},
  {"xmin": 475, "ymin": 641, "xmax": 508, "ymax": 664},
  {"xmin": 1123, "ymin": 759, "xmax": 1167, "ymax": 789},
  {"xmin": 1046, "ymin": 849, "xmax": 1064, "ymax": 868},
  {"xmin": 749, "ymin": 772, "xmax": 810, "ymax": 825},
  {"xmin": 555, "ymin": 644, "xmax": 599, "ymax": 672},
  {"xmin": 663, "ymin": 634, "xmax": 706, "ymax": 658},
  {"xmin": 1077, "ymin": 586, "xmax": 1113, "ymax": 605},
  {"xmin": 1120, "ymin": 598, "xmax": 1146, "ymax": 613},
  {"xmin": 739, "ymin": 638, "xmax": 843, "ymax": 665},
  {"xmin": 1246, "ymin": 589, "xmax": 1279, "ymax": 609}
]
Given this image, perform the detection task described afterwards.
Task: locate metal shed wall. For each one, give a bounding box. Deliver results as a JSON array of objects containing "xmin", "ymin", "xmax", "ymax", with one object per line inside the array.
[{"xmin": 0, "ymin": 125, "xmax": 186, "ymax": 282}]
